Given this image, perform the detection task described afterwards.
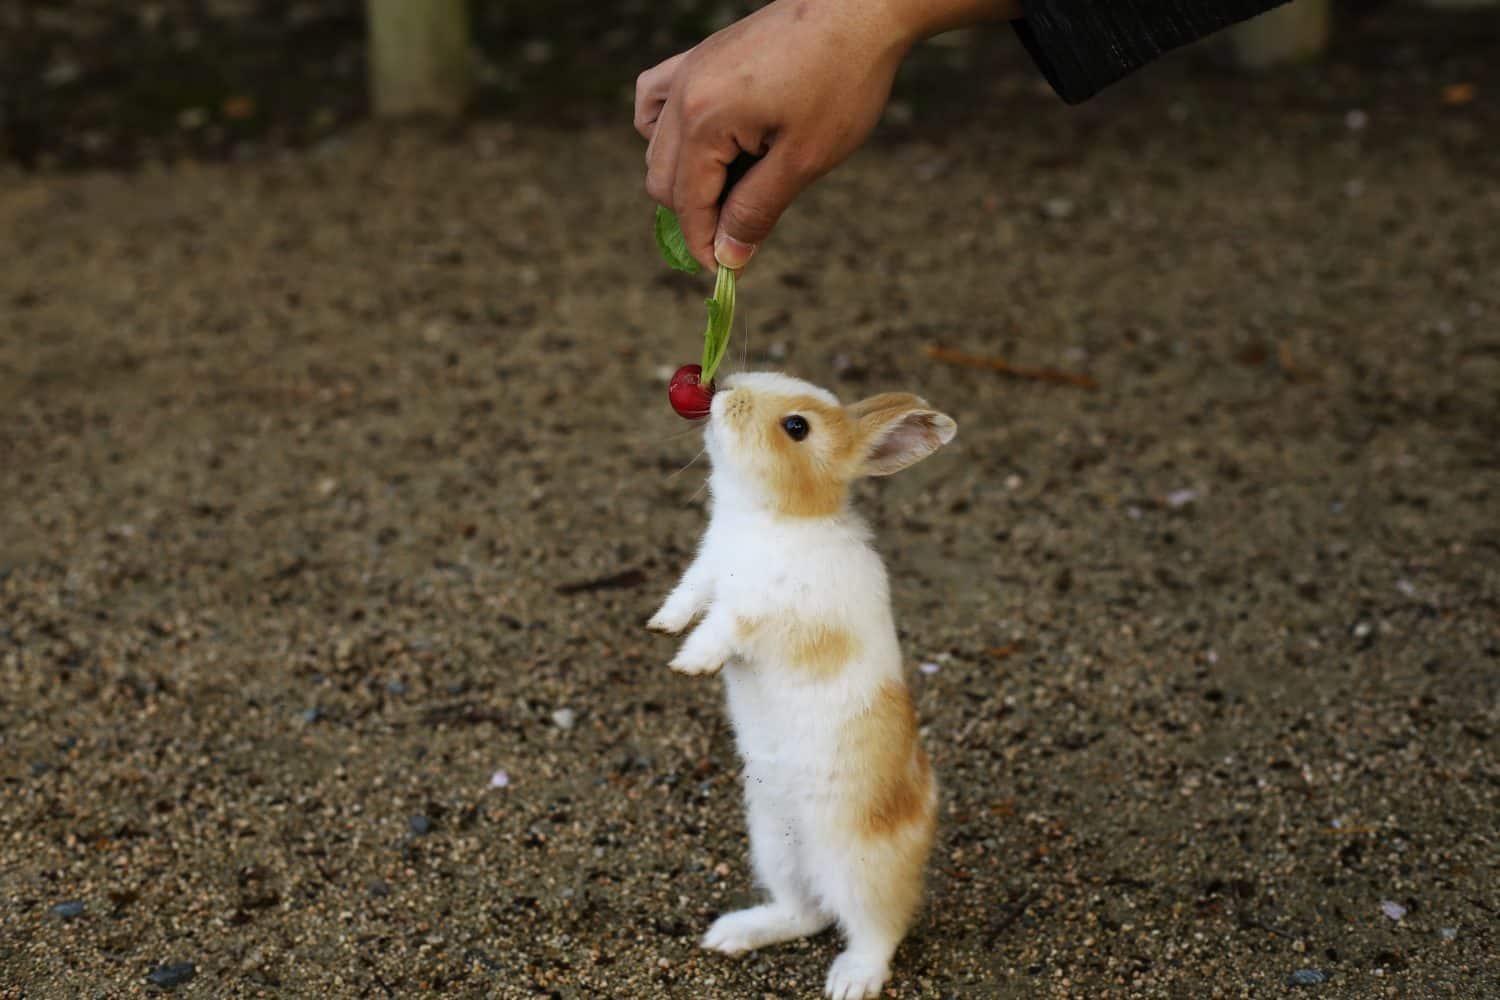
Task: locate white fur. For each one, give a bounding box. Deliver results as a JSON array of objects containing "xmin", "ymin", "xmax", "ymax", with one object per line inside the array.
[{"xmin": 649, "ymin": 372, "xmax": 949, "ymax": 999}]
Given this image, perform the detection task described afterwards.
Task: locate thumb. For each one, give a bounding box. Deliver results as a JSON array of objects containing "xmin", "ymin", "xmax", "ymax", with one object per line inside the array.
[{"xmin": 714, "ymin": 151, "xmax": 804, "ymax": 270}]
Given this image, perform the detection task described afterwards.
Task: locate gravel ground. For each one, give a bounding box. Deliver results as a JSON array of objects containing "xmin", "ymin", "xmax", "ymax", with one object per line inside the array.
[{"xmin": 2, "ymin": 10, "xmax": 1498, "ymax": 999}]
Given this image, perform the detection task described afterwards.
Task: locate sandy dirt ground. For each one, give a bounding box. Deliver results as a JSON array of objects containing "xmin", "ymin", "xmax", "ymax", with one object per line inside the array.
[{"xmin": 2, "ymin": 9, "xmax": 1498, "ymax": 999}]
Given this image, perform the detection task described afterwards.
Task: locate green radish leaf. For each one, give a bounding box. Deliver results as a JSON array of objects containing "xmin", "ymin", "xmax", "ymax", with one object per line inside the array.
[
  {"xmin": 653, "ymin": 204, "xmax": 733, "ymax": 384},
  {"xmin": 654, "ymin": 206, "xmax": 700, "ymax": 274},
  {"xmin": 700, "ymin": 264, "xmax": 736, "ymax": 384}
]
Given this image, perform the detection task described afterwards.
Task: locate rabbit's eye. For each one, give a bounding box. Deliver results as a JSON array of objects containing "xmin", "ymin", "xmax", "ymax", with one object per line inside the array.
[{"xmin": 781, "ymin": 415, "xmax": 810, "ymax": 441}]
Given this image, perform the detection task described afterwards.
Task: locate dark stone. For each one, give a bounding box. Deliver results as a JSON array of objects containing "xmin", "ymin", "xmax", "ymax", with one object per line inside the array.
[
  {"xmin": 52, "ymin": 900, "xmax": 85, "ymax": 919},
  {"xmin": 1286, "ymin": 968, "xmax": 1328, "ymax": 987},
  {"xmin": 409, "ymin": 814, "xmax": 432, "ymax": 836},
  {"xmin": 147, "ymin": 962, "xmax": 197, "ymax": 988}
]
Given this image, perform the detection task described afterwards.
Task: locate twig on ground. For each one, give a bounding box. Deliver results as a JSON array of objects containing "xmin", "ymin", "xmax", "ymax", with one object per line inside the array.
[
  {"xmin": 923, "ymin": 344, "xmax": 1099, "ymax": 391},
  {"xmin": 555, "ymin": 568, "xmax": 648, "ymax": 594}
]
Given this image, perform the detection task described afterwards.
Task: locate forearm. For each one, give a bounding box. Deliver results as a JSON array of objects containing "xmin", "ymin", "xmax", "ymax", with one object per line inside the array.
[{"xmin": 883, "ymin": 0, "xmax": 1024, "ymax": 41}]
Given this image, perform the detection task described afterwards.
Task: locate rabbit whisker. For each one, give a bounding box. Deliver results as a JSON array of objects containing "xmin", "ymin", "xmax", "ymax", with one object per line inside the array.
[{"xmin": 664, "ymin": 446, "xmax": 706, "ymax": 482}]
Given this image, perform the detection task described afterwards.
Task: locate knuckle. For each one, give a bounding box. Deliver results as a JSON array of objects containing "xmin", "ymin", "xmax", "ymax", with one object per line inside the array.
[
  {"xmin": 676, "ymin": 86, "xmax": 717, "ymax": 130},
  {"xmin": 645, "ymin": 169, "xmax": 670, "ymax": 205},
  {"xmin": 781, "ymin": 145, "xmax": 823, "ymax": 182},
  {"xmin": 724, "ymin": 200, "xmax": 778, "ymax": 240}
]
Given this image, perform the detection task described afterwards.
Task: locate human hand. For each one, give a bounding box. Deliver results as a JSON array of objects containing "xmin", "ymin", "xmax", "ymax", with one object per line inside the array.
[{"xmin": 635, "ymin": 0, "xmax": 1021, "ymax": 272}]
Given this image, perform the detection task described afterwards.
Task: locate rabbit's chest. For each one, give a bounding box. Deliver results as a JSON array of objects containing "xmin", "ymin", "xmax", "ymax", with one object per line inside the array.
[{"xmin": 721, "ymin": 665, "xmax": 860, "ymax": 770}]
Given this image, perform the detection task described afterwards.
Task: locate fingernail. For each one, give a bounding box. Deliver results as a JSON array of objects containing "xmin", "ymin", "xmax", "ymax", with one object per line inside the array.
[{"xmin": 713, "ymin": 234, "xmax": 755, "ymax": 270}]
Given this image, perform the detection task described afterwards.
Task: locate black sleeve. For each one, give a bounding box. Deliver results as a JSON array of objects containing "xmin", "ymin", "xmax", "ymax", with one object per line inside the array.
[{"xmin": 1013, "ymin": 0, "xmax": 1293, "ymax": 104}]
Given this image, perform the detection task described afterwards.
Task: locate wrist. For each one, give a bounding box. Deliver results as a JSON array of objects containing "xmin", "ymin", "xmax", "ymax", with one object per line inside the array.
[{"xmin": 883, "ymin": 0, "xmax": 1023, "ymax": 44}]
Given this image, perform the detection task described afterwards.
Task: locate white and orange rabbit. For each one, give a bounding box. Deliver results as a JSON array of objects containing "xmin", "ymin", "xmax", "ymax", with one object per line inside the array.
[{"xmin": 648, "ymin": 371, "xmax": 956, "ymax": 999}]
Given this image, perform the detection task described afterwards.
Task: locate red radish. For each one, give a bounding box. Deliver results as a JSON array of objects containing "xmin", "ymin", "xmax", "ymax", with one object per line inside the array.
[{"xmin": 668, "ymin": 364, "xmax": 715, "ymax": 420}]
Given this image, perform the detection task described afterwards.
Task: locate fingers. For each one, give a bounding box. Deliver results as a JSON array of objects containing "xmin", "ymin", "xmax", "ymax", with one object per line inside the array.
[
  {"xmin": 671, "ymin": 130, "xmax": 747, "ymax": 272},
  {"xmin": 644, "ymin": 105, "xmax": 682, "ymax": 210},
  {"xmin": 711, "ymin": 149, "xmax": 808, "ymax": 269},
  {"xmin": 634, "ymin": 52, "xmax": 687, "ymax": 140}
]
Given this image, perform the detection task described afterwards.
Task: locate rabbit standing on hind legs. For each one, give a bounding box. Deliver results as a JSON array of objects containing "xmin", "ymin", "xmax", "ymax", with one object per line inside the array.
[{"xmin": 648, "ymin": 371, "xmax": 956, "ymax": 999}]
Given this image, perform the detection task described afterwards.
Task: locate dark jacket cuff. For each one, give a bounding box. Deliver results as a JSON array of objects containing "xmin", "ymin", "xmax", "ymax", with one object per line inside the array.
[{"xmin": 1014, "ymin": 0, "xmax": 1293, "ymax": 104}]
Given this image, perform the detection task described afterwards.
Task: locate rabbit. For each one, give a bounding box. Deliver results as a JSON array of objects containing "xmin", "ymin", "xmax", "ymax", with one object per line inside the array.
[{"xmin": 647, "ymin": 371, "xmax": 956, "ymax": 999}]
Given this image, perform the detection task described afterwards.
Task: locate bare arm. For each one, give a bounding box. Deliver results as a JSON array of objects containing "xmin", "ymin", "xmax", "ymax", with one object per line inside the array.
[
  {"xmin": 635, "ymin": 0, "xmax": 1294, "ymax": 271},
  {"xmin": 634, "ymin": 0, "xmax": 1022, "ymax": 272}
]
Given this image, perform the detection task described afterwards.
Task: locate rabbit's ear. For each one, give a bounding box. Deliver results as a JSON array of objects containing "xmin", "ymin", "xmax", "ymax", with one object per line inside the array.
[{"xmin": 852, "ymin": 396, "xmax": 957, "ymax": 477}]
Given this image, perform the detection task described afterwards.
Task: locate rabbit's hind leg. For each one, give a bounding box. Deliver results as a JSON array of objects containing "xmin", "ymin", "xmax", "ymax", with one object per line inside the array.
[
  {"xmin": 702, "ymin": 784, "xmax": 830, "ymax": 954},
  {"xmin": 814, "ymin": 820, "xmax": 933, "ymax": 999}
]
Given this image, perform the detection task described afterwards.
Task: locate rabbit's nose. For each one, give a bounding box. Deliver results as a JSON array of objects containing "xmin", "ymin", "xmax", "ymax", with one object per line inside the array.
[{"xmin": 715, "ymin": 389, "xmax": 750, "ymax": 423}]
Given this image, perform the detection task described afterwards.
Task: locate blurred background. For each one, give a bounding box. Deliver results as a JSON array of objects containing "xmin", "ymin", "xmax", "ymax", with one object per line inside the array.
[
  {"xmin": 1, "ymin": 0, "xmax": 1496, "ymax": 169},
  {"xmin": 2, "ymin": 2, "xmax": 1497, "ymax": 997}
]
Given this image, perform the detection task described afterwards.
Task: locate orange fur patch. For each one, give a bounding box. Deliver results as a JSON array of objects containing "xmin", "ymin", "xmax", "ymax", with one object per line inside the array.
[
  {"xmin": 787, "ymin": 621, "xmax": 859, "ymax": 679},
  {"xmin": 735, "ymin": 615, "xmax": 858, "ymax": 679},
  {"xmin": 840, "ymin": 682, "xmax": 936, "ymax": 838},
  {"xmin": 720, "ymin": 384, "xmax": 946, "ymax": 518},
  {"xmin": 846, "ymin": 392, "xmax": 926, "ymax": 424},
  {"xmin": 722, "ymin": 390, "xmax": 858, "ymax": 518},
  {"xmin": 763, "ymin": 395, "xmax": 854, "ymax": 518}
]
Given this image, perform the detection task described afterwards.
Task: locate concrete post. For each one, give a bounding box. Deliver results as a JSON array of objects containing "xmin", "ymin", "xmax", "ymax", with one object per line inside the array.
[
  {"xmin": 366, "ymin": 0, "xmax": 473, "ymax": 116},
  {"xmin": 1225, "ymin": 0, "xmax": 1332, "ymax": 69}
]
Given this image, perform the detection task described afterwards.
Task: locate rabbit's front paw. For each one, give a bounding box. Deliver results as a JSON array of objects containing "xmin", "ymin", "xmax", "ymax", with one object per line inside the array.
[
  {"xmin": 669, "ymin": 648, "xmax": 726, "ymax": 676},
  {"xmin": 646, "ymin": 605, "xmax": 693, "ymax": 635},
  {"xmin": 668, "ymin": 614, "xmax": 733, "ymax": 676}
]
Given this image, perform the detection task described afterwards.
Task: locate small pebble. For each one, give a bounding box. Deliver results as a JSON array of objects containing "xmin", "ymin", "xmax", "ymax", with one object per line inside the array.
[
  {"xmin": 1439, "ymin": 927, "xmax": 1457, "ymax": 939},
  {"xmin": 30, "ymin": 761, "xmax": 50, "ymax": 776},
  {"xmin": 385, "ymin": 679, "xmax": 408, "ymax": 696},
  {"xmin": 300, "ymin": 707, "xmax": 321, "ymax": 724},
  {"xmin": 1380, "ymin": 900, "xmax": 1407, "ymax": 921},
  {"xmin": 918, "ymin": 661, "xmax": 940, "ymax": 675},
  {"xmin": 883, "ymin": 101, "xmax": 914, "ymax": 126},
  {"xmin": 146, "ymin": 962, "xmax": 196, "ymax": 988},
  {"xmin": 1165, "ymin": 488, "xmax": 1198, "ymax": 509},
  {"xmin": 1345, "ymin": 109, "xmax": 1368, "ymax": 131},
  {"xmin": 409, "ymin": 814, "xmax": 432, "ymax": 836},
  {"xmin": 1041, "ymin": 197, "xmax": 1075, "ymax": 220},
  {"xmin": 368, "ymin": 880, "xmax": 391, "ymax": 899},
  {"xmin": 551, "ymin": 708, "xmax": 577, "ymax": 731},
  {"xmin": 521, "ymin": 39, "xmax": 554, "ymax": 64},
  {"xmin": 1286, "ymin": 968, "xmax": 1327, "ymax": 987},
  {"xmin": 489, "ymin": 770, "xmax": 511, "ymax": 789},
  {"xmin": 52, "ymin": 900, "xmax": 85, "ymax": 919}
]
